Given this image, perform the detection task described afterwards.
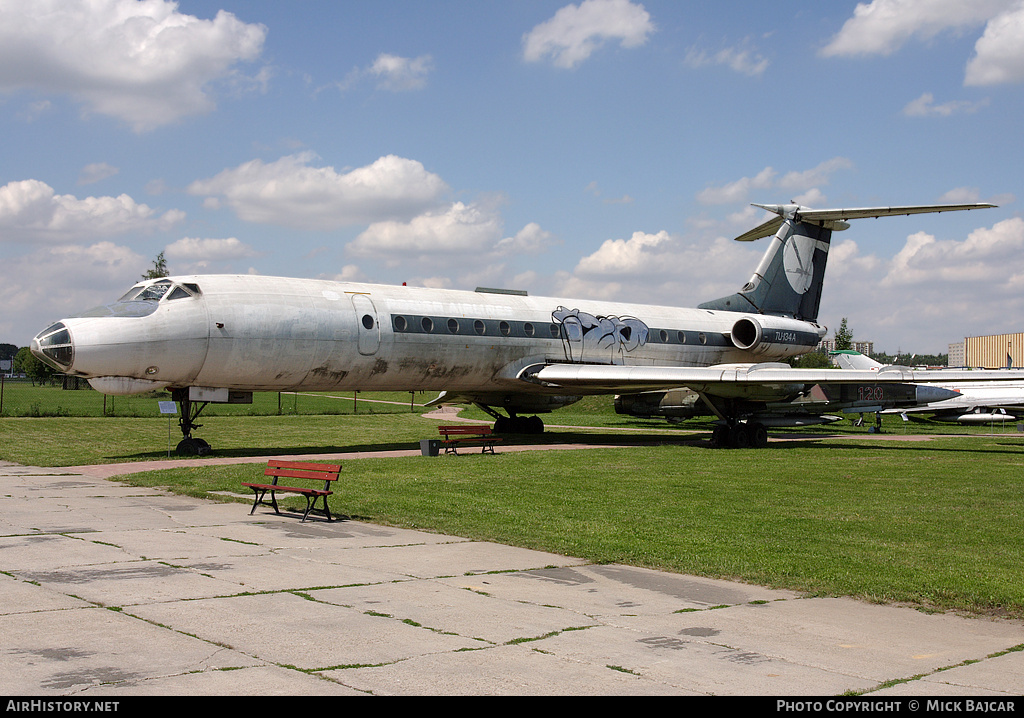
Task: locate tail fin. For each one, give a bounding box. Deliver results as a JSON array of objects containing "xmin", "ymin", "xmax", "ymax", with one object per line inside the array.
[
  {"xmin": 698, "ymin": 202, "xmax": 996, "ymax": 323},
  {"xmin": 830, "ymin": 350, "xmax": 883, "ymax": 370}
]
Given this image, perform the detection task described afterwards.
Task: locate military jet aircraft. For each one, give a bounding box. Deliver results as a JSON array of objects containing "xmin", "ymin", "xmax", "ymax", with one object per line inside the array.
[
  {"xmin": 613, "ymin": 379, "xmax": 962, "ymax": 433},
  {"xmin": 832, "ymin": 350, "xmax": 1024, "ymax": 425},
  {"xmin": 32, "ymin": 201, "xmax": 1020, "ymax": 453}
]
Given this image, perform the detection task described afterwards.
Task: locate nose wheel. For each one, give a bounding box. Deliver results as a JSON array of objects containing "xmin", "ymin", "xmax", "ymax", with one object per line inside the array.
[{"xmin": 171, "ymin": 390, "xmax": 212, "ymax": 455}]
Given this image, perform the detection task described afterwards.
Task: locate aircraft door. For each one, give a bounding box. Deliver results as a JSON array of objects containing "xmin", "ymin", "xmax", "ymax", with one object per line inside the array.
[{"xmin": 350, "ymin": 293, "xmax": 380, "ymax": 355}]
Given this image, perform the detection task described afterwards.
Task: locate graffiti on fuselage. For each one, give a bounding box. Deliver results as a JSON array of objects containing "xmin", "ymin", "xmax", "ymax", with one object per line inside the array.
[{"xmin": 552, "ymin": 306, "xmax": 649, "ymax": 364}]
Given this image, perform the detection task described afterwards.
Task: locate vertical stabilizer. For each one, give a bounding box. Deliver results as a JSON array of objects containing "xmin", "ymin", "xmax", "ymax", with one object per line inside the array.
[
  {"xmin": 698, "ymin": 202, "xmax": 996, "ymax": 323},
  {"xmin": 699, "ymin": 206, "xmax": 833, "ymax": 322}
]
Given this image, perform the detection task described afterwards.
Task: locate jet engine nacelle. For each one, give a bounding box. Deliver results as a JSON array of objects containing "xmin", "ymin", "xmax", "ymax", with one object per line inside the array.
[{"xmin": 729, "ymin": 315, "xmax": 824, "ymax": 358}]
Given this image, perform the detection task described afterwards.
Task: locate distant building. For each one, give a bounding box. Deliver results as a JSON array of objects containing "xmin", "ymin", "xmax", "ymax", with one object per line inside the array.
[
  {"xmin": 817, "ymin": 339, "xmax": 874, "ymax": 356},
  {"xmin": 957, "ymin": 333, "xmax": 1024, "ymax": 368},
  {"xmin": 948, "ymin": 341, "xmax": 965, "ymax": 368}
]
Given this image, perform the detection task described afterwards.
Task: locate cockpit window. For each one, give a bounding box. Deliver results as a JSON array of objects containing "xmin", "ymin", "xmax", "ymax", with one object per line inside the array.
[
  {"xmin": 136, "ymin": 280, "xmax": 172, "ymax": 301},
  {"xmin": 117, "ymin": 279, "xmax": 201, "ymax": 303},
  {"xmin": 34, "ymin": 322, "xmax": 73, "ymax": 369},
  {"xmin": 118, "ymin": 286, "xmax": 144, "ymax": 302},
  {"xmin": 81, "ymin": 279, "xmax": 201, "ymax": 319}
]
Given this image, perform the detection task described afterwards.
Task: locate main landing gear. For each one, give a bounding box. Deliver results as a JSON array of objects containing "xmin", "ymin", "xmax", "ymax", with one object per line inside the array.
[
  {"xmin": 710, "ymin": 421, "xmax": 769, "ymax": 449},
  {"xmin": 475, "ymin": 404, "xmax": 546, "ymax": 434},
  {"xmin": 171, "ymin": 389, "xmax": 212, "ymax": 456}
]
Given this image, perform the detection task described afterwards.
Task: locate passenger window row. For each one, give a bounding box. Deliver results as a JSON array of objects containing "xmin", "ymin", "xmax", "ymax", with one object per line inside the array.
[{"xmin": 389, "ymin": 314, "xmax": 716, "ymax": 345}]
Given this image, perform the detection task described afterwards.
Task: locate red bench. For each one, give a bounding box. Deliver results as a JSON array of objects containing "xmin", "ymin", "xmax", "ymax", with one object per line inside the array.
[
  {"xmin": 242, "ymin": 460, "xmax": 341, "ymax": 522},
  {"xmin": 438, "ymin": 425, "xmax": 502, "ymax": 455}
]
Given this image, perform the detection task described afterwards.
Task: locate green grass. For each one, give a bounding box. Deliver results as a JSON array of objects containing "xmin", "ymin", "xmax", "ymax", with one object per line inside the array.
[
  {"xmin": 3, "ymin": 383, "xmax": 1024, "ymax": 619},
  {"xmin": 0, "ymin": 379, "xmax": 427, "ymax": 418}
]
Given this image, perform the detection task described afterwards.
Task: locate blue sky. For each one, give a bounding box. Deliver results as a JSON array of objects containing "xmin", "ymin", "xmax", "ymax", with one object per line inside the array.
[{"xmin": 1, "ymin": 0, "xmax": 1022, "ymax": 355}]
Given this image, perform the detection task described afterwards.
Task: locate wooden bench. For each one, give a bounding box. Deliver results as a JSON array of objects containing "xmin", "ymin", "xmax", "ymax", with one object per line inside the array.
[
  {"xmin": 242, "ymin": 460, "xmax": 341, "ymax": 522},
  {"xmin": 437, "ymin": 425, "xmax": 502, "ymax": 455}
]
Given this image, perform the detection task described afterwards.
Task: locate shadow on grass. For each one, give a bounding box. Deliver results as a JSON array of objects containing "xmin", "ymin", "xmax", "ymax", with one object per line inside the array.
[{"xmin": 99, "ymin": 421, "xmax": 1024, "ymax": 463}]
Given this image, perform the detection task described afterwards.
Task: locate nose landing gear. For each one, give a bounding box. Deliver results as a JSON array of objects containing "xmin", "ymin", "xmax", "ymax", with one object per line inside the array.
[{"xmin": 171, "ymin": 389, "xmax": 211, "ymax": 456}]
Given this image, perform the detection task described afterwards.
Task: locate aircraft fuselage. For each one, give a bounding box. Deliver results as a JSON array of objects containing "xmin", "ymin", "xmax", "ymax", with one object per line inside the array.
[{"xmin": 33, "ymin": 274, "xmax": 825, "ymax": 403}]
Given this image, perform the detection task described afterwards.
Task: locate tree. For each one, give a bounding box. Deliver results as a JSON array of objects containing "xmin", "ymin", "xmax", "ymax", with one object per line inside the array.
[
  {"xmin": 790, "ymin": 351, "xmax": 832, "ymax": 368},
  {"xmin": 834, "ymin": 317, "xmax": 853, "ymax": 351},
  {"xmin": 142, "ymin": 251, "xmax": 168, "ymax": 279},
  {"xmin": 14, "ymin": 346, "xmax": 55, "ymax": 384}
]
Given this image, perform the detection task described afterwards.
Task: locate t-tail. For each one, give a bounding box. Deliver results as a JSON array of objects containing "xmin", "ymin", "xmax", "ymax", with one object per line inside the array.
[{"xmin": 699, "ymin": 202, "xmax": 997, "ymax": 323}]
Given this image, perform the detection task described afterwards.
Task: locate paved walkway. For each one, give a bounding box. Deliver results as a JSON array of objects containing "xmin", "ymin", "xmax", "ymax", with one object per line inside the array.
[{"xmin": 1, "ymin": 456, "xmax": 1022, "ymax": 697}]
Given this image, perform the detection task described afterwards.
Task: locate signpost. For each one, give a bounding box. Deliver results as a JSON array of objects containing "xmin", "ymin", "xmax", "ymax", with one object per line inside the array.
[{"xmin": 158, "ymin": 401, "xmax": 178, "ymax": 456}]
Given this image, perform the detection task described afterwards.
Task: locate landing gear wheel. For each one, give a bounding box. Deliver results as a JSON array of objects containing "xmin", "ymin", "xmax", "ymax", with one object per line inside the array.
[
  {"xmin": 711, "ymin": 425, "xmax": 730, "ymax": 447},
  {"xmin": 731, "ymin": 424, "xmax": 751, "ymax": 448},
  {"xmin": 711, "ymin": 422, "xmax": 767, "ymax": 449},
  {"xmin": 494, "ymin": 415, "xmax": 545, "ymax": 434},
  {"xmin": 751, "ymin": 423, "xmax": 769, "ymax": 448},
  {"xmin": 176, "ymin": 437, "xmax": 211, "ymax": 456},
  {"xmin": 526, "ymin": 415, "xmax": 545, "ymax": 434}
]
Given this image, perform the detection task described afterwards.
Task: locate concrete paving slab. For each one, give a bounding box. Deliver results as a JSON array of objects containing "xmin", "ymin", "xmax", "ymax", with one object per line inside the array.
[
  {"xmin": 83, "ymin": 665, "xmax": 366, "ymax": 696},
  {"xmin": 196, "ymin": 515, "xmax": 466, "ymax": 551},
  {"xmin": 324, "ymin": 642, "xmax": 695, "ymax": 696},
  {"xmin": 16, "ymin": 559, "xmax": 245, "ymax": 606},
  {"xmin": 71, "ymin": 527, "xmax": 270, "ymax": 562},
  {"xmin": 126, "ymin": 591, "xmax": 483, "ymax": 670},
  {"xmin": 0, "ymin": 573, "xmax": 94, "ymax": 615},
  {"xmin": 536, "ymin": 623, "xmax": 876, "ymax": 696},
  {"xmin": 0, "ymin": 602, "xmax": 260, "ymax": 695},
  {"xmin": 175, "ymin": 552, "xmax": 410, "ymax": 593},
  {"xmin": 310, "ymin": 580, "xmax": 600, "ymax": 646},
  {"xmin": 443, "ymin": 563, "xmax": 799, "ymax": 617},
  {"xmin": 295, "ymin": 539, "xmax": 588, "ymax": 579},
  {"xmin": 0, "ymin": 533, "xmax": 134, "ymax": 571},
  {"xmin": 875, "ymin": 649, "xmax": 1024, "ymax": 696},
  {"xmin": 1, "ymin": 461, "xmax": 1023, "ymax": 697},
  {"xmin": 612, "ymin": 597, "xmax": 1024, "ymax": 693}
]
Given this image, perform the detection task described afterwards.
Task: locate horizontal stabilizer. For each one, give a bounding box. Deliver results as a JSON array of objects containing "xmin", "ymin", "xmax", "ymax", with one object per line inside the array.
[
  {"xmin": 745, "ymin": 202, "xmax": 996, "ymax": 234},
  {"xmin": 734, "ymin": 216, "xmax": 784, "ymax": 242}
]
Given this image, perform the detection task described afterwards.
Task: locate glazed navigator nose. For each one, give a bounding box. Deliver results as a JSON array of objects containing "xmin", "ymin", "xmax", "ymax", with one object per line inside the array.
[{"xmin": 31, "ymin": 322, "xmax": 74, "ymax": 372}]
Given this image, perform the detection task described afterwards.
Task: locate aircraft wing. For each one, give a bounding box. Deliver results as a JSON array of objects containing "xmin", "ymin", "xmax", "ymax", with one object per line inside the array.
[{"xmin": 522, "ymin": 362, "xmax": 1024, "ymax": 394}]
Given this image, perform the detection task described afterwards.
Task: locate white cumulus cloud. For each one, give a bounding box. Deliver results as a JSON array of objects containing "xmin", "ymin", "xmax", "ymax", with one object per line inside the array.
[
  {"xmin": 369, "ymin": 53, "xmax": 434, "ymax": 90},
  {"xmin": 187, "ymin": 153, "xmax": 450, "ymax": 230},
  {"xmin": 165, "ymin": 237, "xmax": 261, "ymax": 263},
  {"xmin": 349, "ymin": 201, "xmax": 504, "ymax": 264},
  {"xmin": 522, "ymin": 0, "xmax": 655, "ymax": 69},
  {"xmin": 821, "ymin": 0, "xmax": 1024, "ymax": 87},
  {"xmin": 684, "ymin": 43, "xmax": 769, "ymax": 77},
  {"xmin": 0, "ymin": 179, "xmax": 184, "ymax": 242},
  {"xmin": 820, "ymin": 0, "xmax": 1013, "ymax": 57},
  {"xmin": 0, "ymin": 0, "xmax": 267, "ymax": 131},
  {"xmin": 965, "ymin": 1, "xmax": 1024, "ymax": 85}
]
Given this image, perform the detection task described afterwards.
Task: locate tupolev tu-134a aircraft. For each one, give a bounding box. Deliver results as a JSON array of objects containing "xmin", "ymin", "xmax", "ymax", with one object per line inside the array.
[{"xmin": 31, "ymin": 201, "xmax": 1022, "ymax": 453}]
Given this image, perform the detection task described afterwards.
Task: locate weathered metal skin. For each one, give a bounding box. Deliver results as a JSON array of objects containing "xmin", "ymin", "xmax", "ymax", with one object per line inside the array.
[{"xmin": 32, "ymin": 274, "xmax": 823, "ymax": 397}]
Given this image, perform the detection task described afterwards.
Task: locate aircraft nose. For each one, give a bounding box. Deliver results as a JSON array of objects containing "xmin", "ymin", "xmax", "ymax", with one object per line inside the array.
[
  {"xmin": 31, "ymin": 322, "xmax": 75, "ymax": 372},
  {"xmin": 915, "ymin": 385, "xmax": 961, "ymax": 404}
]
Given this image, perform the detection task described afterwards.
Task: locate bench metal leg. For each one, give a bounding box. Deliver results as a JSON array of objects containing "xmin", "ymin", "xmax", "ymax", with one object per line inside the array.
[
  {"xmin": 249, "ymin": 488, "xmax": 281, "ymax": 516},
  {"xmin": 301, "ymin": 494, "xmax": 333, "ymax": 522}
]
